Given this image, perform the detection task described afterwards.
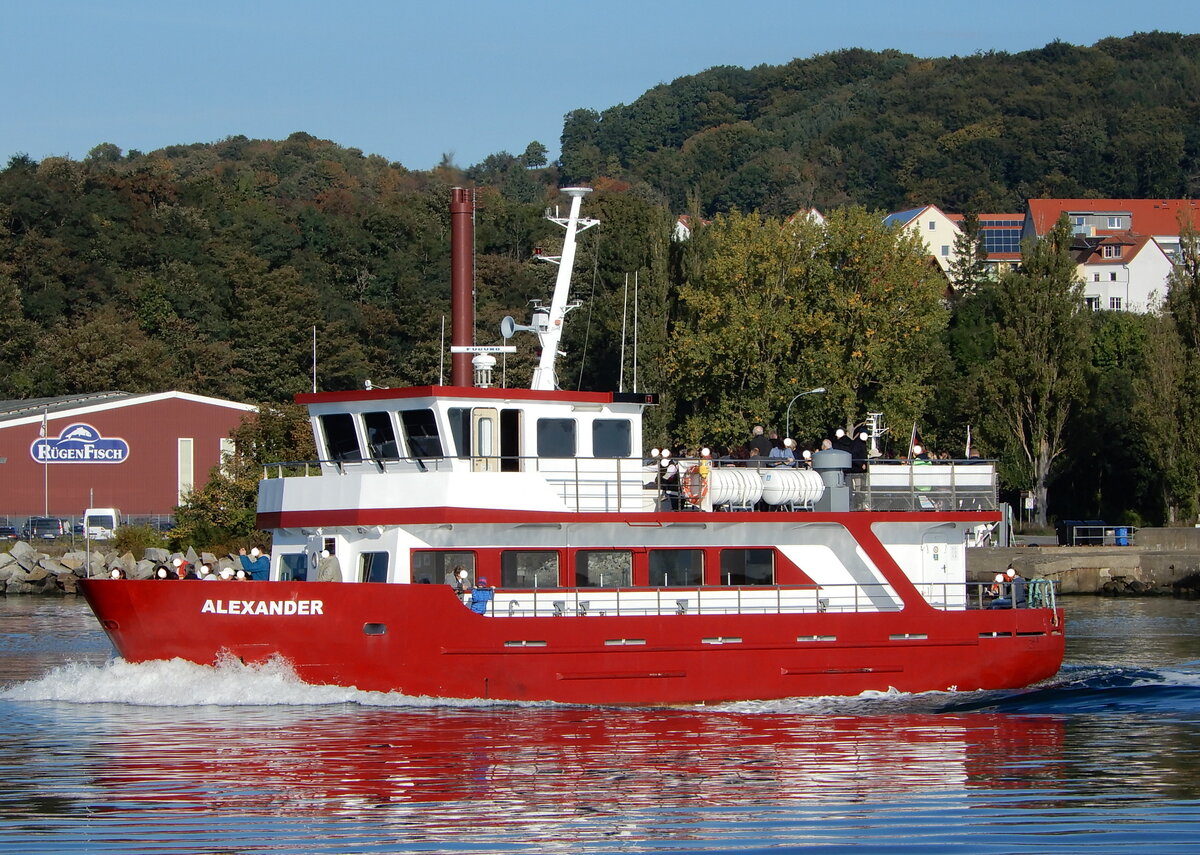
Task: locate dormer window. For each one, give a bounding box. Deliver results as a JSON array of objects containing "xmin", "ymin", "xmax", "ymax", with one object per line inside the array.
[
  {"xmin": 1103, "ymin": 244, "xmax": 1121, "ymax": 259},
  {"xmin": 1107, "ymin": 216, "xmax": 1124, "ymax": 228}
]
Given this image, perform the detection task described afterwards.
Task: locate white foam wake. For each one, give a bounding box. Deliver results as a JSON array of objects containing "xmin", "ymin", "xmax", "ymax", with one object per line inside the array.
[{"xmin": 0, "ymin": 655, "xmax": 508, "ymax": 709}]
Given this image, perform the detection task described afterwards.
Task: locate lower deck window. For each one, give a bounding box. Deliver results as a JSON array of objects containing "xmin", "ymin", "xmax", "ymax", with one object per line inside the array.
[
  {"xmin": 412, "ymin": 550, "xmax": 476, "ymax": 586},
  {"xmin": 576, "ymin": 550, "xmax": 632, "ymax": 587},
  {"xmin": 720, "ymin": 548, "xmax": 774, "ymax": 585},
  {"xmin": 360, "ymin": 551, "xmax": 389, "ymax": 583},
  {"xmin": 649, "ymin": 549, "xmax": 703, "ymax": 587},
  {"xmin": 501, "ymin": 551, "xmax": 560, "ymax": 588}
]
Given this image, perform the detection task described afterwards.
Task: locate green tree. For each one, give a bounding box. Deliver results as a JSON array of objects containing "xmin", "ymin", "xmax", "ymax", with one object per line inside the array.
[
  {"xmin": 948, "ymin": 211, "xmax": 990, "ymax": 294},
  {"xmin": 984, "ymin": 215, "xmax": 1089, "ymax": 526},
  {"xmin": 172, "ymin": 403, "xmax": 315, "ymax": 548},
  {"xmin": 666, "ymin": 208, "xmax": 947, "ymax": 450}
]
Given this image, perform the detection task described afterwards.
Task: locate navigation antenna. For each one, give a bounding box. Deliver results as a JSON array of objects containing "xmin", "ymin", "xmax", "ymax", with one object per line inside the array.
[{"xmin": 526, "ymin": 187, "xmax": 599, "ymax": 391}]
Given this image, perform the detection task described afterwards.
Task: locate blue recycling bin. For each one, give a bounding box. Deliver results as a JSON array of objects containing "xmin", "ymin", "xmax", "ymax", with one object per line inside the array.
[{"xmin": 1115, "ymin": 526, "xmax": 1129, "ymax": 546}]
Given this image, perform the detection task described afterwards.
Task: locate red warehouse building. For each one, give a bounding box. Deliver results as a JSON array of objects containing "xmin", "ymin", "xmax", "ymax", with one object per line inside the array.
[{"xmin": 0, "ymin": 391, "xmax": 257, "ymax": 521}]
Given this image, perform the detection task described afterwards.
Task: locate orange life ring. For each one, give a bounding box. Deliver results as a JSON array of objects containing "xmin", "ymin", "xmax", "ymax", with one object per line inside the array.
[{"xmin": 681, "ymin": 464, "xmax": 709, "ymax": 505}]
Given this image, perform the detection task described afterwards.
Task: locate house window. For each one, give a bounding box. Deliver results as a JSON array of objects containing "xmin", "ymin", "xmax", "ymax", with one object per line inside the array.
[
  {"xmin": 1103, "ymin": 245, "xmax": 1121, "ymax": 259},
  {"xmin": 928, "ymin": 221, "xmax": 936, "ymax": 230},
  {"xmin": 1085, "ymin": 297, "xmax": 1101, "ymax": 311},
  {"xmin": 1110, "ymin": 297, "xmax": 1123, "ymax": 310},
  {"xmin": 1093, "ymin": 273, "xmax": 1101, "ymax": 282},
  {"xmin": 940, "ymin": 245, "xmax": 950, "ymax": 256},
  {"xmin": 1107, "ymin": 216, "xmax": 1124, "ymax": 228},
  {"xmin": 1110, "ymin": 272, "xmax": 1118, "ymax": 281}
]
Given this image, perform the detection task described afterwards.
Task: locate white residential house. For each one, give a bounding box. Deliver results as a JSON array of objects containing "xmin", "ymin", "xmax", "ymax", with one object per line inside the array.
[
  {"xmin": 882, "ymin": 205, "xmax": 962, "ymax": 275},
  {"xmin": 1073, "ymin": 232, "xmax": 1172, "ymax": 313}
]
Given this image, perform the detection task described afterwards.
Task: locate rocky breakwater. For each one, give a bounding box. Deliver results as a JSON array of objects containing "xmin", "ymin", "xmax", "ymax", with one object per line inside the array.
[{"xmin": 0, "ymin": 542, "xmax": 240, "ymax": 595}]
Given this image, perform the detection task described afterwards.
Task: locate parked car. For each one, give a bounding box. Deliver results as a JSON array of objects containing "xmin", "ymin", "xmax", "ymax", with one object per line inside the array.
[
  {"xmin": 23, "ymin": 518, "xmax": 66, "ymax": 540},
  {"xmin": 0, "ymin": 526, "xmax": 18, "ymax": 541}
]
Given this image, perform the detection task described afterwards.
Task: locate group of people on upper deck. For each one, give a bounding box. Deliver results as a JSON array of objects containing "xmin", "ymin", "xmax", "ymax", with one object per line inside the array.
[{"xmin": 651, "ymin": 423, "xmax": 983, "ymax": 472}]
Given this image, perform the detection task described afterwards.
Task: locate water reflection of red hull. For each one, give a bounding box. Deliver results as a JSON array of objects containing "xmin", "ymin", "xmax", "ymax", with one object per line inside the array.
[{"xmin": 90, "ymin": 708, "xmax": 1066, "ymax": 810}]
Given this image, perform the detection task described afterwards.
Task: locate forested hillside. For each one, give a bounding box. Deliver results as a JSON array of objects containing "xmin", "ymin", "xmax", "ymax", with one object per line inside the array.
[
  {"xmin": 2, "ymin": 32, "xmax": 1200, "ymax": 527},
  {"xmin": 559, "ymin": 31, "xmax": 1200, "ymax": 216}
]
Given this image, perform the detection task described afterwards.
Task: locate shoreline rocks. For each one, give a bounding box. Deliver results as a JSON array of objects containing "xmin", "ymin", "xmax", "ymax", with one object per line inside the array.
[{"xmin": 0, "ymin": 541, "xmax": 241, "ymax": 594}]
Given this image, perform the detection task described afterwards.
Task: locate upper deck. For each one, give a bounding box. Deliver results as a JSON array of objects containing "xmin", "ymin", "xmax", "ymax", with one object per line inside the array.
[{"xmin": 259, "ymin": 388, "xmax": 998, "ymax": 519}]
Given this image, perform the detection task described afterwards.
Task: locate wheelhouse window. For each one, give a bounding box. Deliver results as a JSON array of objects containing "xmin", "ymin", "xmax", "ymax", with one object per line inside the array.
[
  {"xmin": 320, "ymin": 413, "xmax": 362, "ymax": 462},
  {"xmin": 649, "ymin": 549, "xmax": 703, "ymax": 587},
  {"xmin": 501, "ymin": 551, "xmax": 560, "ymax": 588},
  {"xmin": 412, "ymin": 550, "xmax": 476, "ymax": 586},
  {"xmin": 360, "ymin": 551, "xmax": 389, "ymax": 583},
  {"xmin": 537, "ymin": 418, "xmax": 576, "ymax": 458},
  {"xmin": 592, "ymin": 419, "xmax": 631, "ymax": 458},
  {"xmin": 400, "ymin": 409, "xmax": 444, "ymax": 458},
  {"xmin": 720, "ymin": 549, "xmax": 774, "ymax": 586},
  {"xmin": 448, "ymin": 407, "xmax": 471, "ymax": 458},
  {"xmin": 363, "ymin": 412, "xmax": 400, "ymax": 461},
  {"xmin": 576, "ymin": 550, "xmax": 632, "ymax": 587}
]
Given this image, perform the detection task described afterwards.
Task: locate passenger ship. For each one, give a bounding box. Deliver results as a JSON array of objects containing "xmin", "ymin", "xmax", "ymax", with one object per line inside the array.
[{"xmin": 79, "ymin": 188, "xmax": 1064, "ymax": 705}]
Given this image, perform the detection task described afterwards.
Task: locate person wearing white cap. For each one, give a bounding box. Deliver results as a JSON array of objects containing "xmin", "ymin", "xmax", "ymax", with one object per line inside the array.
[{"xmin": 237, "ymin": 546, "xmax": 270, "ymax": 581}]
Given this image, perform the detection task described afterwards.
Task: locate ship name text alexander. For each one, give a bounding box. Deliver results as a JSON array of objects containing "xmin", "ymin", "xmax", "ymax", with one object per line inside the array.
[{"xmin": 201, "ymin": 599, "xmax": 325, "ymax": 616}]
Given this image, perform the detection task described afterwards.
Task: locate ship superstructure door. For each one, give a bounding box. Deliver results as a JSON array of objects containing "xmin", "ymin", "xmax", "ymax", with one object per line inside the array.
[
  {"xmin": 921, "ymin": 527, "xmax": 964, "ymax": 608},
  {"xmin": 471, "ymin": 407, "xmax": 500, "ymax": 472}
]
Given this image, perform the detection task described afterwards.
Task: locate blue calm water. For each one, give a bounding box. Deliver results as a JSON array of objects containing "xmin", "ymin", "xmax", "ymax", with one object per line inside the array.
[{"xmin": 1, "ymin": 595, "xmax": 1198, "ymax": 854}]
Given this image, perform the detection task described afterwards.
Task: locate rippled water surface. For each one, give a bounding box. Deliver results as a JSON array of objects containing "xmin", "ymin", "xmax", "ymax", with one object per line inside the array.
[{"xmin": 1, "ymin": 595, "xmax": 1199, "ymax": 853}]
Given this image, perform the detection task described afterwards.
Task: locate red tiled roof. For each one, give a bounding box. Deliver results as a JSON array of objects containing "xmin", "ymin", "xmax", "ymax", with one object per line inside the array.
[
  {"xmin": 1072, "ymin": 232, "xmax": 1158, "ymax": 265},
  {"xmin": 1027, "ymin": 198, "xmax": 1200, "ymax": 236}
]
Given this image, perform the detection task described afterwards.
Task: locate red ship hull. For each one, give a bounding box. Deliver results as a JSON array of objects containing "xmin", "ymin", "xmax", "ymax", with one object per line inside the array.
[{"xmin": 79, "ymin": 579, "xmax": 1064, "ymax": 705}]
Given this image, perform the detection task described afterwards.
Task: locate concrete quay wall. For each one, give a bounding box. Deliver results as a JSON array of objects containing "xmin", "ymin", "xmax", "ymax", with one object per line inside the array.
[{"xmin": 968, "ymin": 527, "xmax": 1200, "ymax": 594}]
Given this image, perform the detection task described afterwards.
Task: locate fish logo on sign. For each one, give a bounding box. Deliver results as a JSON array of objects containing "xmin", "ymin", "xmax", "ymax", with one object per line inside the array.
[{"xmin": 30, "ymin": 422, "xmax": 130, "ymax": 464}]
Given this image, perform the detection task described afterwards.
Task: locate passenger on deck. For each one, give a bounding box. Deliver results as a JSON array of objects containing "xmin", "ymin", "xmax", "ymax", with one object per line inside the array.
[
  {"xmin": 833, "ymin": 428, "xmax": 853, "ymax": 453},
  {"xmin": 172, "ymin": 558, "xmax": 198, "ymax": 580},
  {"xmin": 109, "ymin": 567, "xmax": 127, "ymax": 579},
  {"xmin": 238, "ymin": 547, "xmax": 270, "ymax": 581},
  {"xmin": 748, "ymin": 425, "xmax": 773, "ymax": 459},
  {"xmin": 154, "ymin": 565, "xmax": 170, "ymax": 579},
  {"xmin": 850, "ymin": 432, "xmax": 869, "ymax": 472},
  {"xmin": 1007, "ymin": 566, "xmax": 1027, "ymax": 607},
  {"xmin": 469, "ymin": 577, "xmax": 494, "ymax": 614},
  {"xmin": 769, "ymin": 438, "xmax": 797, "ymax": 467},
  {"xmin": 451, "ymin": 565, "xmax": 469, "ymax": 600},
  {"xmin": 317, "ymin": 548, "xmax": 343, "ymax": 582}
]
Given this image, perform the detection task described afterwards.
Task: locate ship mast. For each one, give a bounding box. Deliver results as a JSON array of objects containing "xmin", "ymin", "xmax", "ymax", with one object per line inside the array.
[{"xmin": 529, "ymin": 187, "xmax": 599, "ymax": 391}]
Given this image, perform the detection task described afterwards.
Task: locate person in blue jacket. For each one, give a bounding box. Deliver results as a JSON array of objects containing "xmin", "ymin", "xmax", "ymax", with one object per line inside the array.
[
  {"xmin": 469, "ymin": 577, "xmax": 494, "ymax": 614},
  {"xmin": 238, "ymin": 546, "xmax": 270, "ymax": 581}
]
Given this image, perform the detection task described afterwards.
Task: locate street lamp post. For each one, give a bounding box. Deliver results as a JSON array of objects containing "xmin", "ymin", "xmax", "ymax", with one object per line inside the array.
[{"xmin": 785, "ymin": 387, "xmax": 827, "ymax": 441}]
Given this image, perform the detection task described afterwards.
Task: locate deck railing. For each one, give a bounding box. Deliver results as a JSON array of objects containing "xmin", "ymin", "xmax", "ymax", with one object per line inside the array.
[
  {"xmin": 467, "ymin": 579, "xmax": 1057, "ymax": 618},
  {"xmin": 261, "ymin": 456, "xmax": 999, "ymax": 514}
]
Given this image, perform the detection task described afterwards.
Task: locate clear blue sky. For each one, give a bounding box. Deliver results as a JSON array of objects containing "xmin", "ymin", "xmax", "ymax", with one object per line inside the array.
[{"xmin": 3, "ymin": 1, "xmax": 1198, "ymax": 171}]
